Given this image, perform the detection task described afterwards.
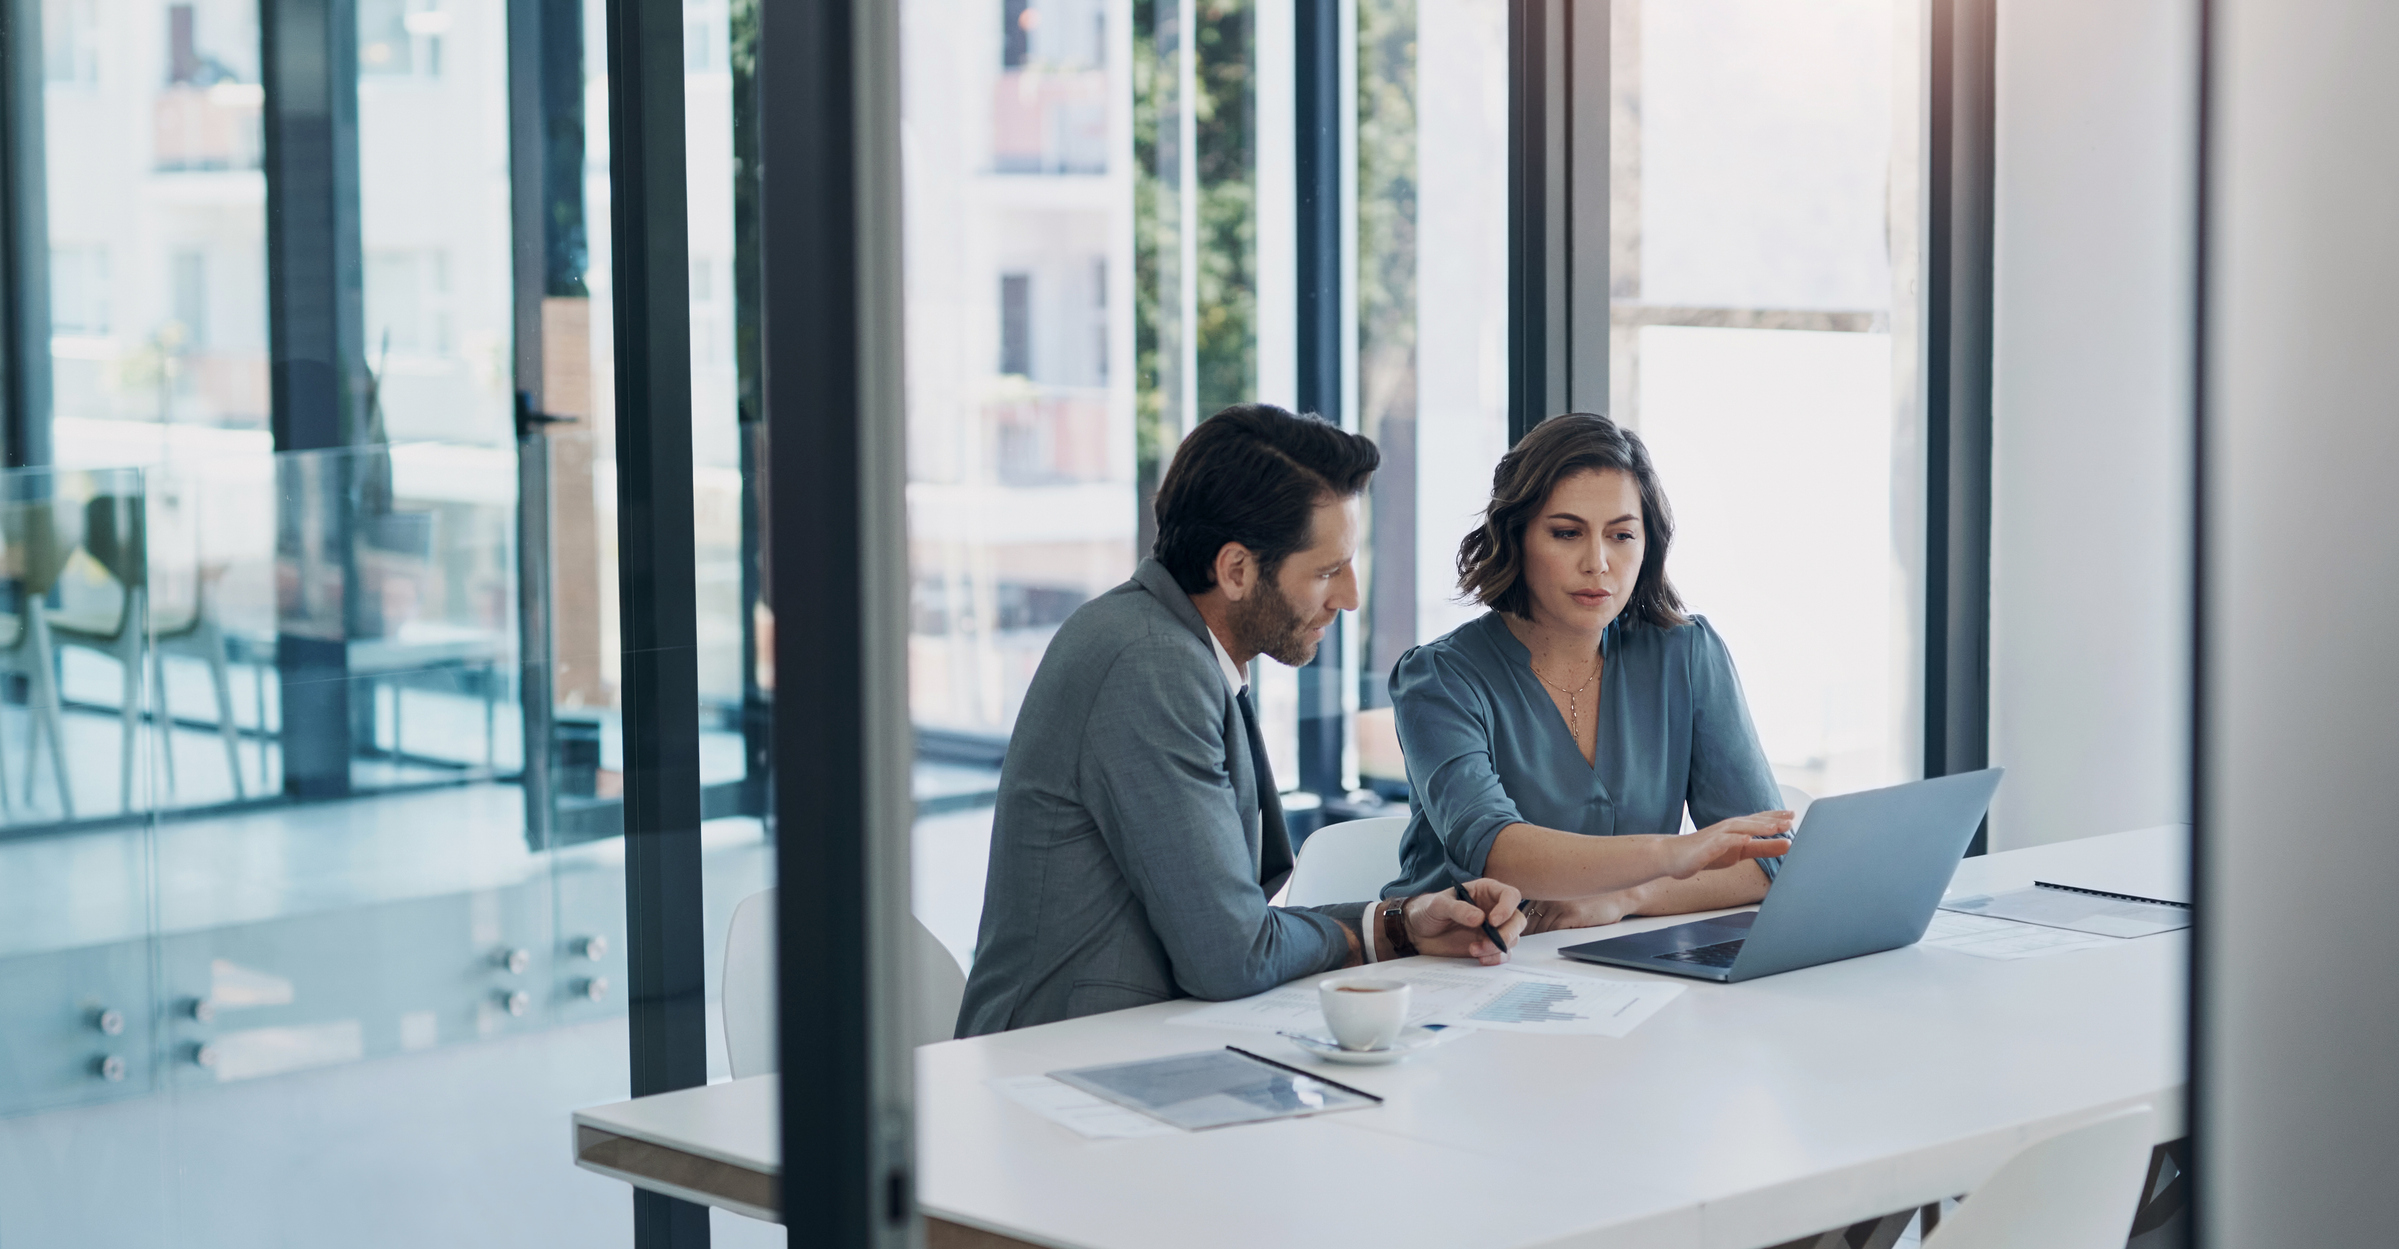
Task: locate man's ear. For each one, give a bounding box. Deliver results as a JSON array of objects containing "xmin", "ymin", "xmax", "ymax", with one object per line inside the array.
[{"xmin": 1213, "ymin": 542, "xmax": 1256, "ymax": 601}]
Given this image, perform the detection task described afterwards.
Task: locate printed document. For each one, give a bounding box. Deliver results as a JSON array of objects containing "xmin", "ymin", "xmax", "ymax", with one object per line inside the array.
[
  {"xmin": 1166, "ymin": 962, "xmax": 1683, "ymax": 1038},
  {"xmin": 1049, "ymin": 1049, "xmax": 1379, "ymax": 1131},
  {"xmin": 1940, "ymin": 883, "xmax": 2190, "ymax": 938},
  {"xmin": 1921, "ymin": 909, "xmax": 2118, "ymax": 959},
  {"xmin": 990, "ymin": 1074, "xmax": 1178, "ymax": 1139}
]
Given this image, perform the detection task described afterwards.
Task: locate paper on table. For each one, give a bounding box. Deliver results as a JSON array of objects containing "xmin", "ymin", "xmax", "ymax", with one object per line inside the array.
[
  {"xmin": 991, "ymin": 1074, "xmax": 1179, "ymax": 1138},
  {"xmin": 1921, "ymin": 909, "xmax": 2118, "ymax": 960},
  {"xmin": 1166, "ymin": 962, "xmax": 1684, "ymax": 1038},
  {"xmin": 1940, "ymin": 884, "xmax": 2190, "ymax": 938},
  {"xmin": 1050, "ymin": 1049, "xmax": 1380, "ymax": 1131}
]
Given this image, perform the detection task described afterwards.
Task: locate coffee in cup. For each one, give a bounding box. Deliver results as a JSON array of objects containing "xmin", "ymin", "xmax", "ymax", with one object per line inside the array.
[{"xmin": 1317, "ymin": 976, "xmax": 1412, "ymax": 1051}]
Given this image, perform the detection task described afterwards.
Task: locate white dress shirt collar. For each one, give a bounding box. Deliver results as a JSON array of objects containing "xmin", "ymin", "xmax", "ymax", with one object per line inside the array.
[{"xmin": 1205, "ymin": 625, "xmax": 1248, "ymax": 697}]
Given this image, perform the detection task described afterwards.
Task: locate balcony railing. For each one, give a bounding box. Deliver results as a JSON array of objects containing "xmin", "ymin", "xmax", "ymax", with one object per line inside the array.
[
  {"xmin": 154, "ymin": 85, "xmax": 264, "ymax": 173},
  {"xmin": 986, "ymin": 388, "xmax": 1112, "ymax": 486},
  {"xmin": 992, "ymin": 68, "xmax": 1107, "ymax": 175}
]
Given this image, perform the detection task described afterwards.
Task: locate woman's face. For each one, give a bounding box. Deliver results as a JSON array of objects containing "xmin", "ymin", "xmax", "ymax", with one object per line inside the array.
[{"xmin": 1518, "ymin": 468, "xmax": 1646, "ymax": 633}]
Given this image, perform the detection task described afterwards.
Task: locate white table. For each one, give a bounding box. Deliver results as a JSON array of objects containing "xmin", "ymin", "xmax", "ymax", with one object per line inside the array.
[{"xmin": 575, "ymin": 825, "xmax": 2188, "ymax": 1249}]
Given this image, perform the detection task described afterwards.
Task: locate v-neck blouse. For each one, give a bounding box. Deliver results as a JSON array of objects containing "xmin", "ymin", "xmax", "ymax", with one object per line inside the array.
[{"xmin": 1381, "ymin": 611, "xmax": 1782, "ymax": 898}]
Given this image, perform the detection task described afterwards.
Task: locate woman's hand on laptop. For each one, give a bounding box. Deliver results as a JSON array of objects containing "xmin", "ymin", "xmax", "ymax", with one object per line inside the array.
[
  {"xmin": 1662, "ymin": 811, "xmax": 1794, "ymax": 880},
  {"xmin": 1405, "ymin": 878, "xmax": 1527, "ymax": 965}
]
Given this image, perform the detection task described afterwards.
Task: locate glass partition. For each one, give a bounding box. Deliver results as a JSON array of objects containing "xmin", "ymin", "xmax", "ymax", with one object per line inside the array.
[
  {"xmin": 0, "ymin": 441, "xmax": 657, "ymax": 1245},
  {"xmin": 0, "ymin": 467, "xmax": 151, "ymax": 827},
  {"xmin": 2, "ymin": 0, "xmax": 771, "ymax": 1239}
]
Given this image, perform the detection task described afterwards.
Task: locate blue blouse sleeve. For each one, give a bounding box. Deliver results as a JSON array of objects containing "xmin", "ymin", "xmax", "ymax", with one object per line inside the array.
[
  {"xmin": 1682, "ymin": 617, "xmax": 1789, "ymax": 880},
  {"xmin": 1390, "ymin": 644, "xmax": 1526, "ymax": 881}
]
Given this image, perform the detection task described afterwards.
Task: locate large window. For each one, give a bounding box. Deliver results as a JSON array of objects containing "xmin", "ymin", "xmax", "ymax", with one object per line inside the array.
[
  {"xmin": 48, "ymin": 0, "xmax": 270, "ymax": 463},
  {"xmin": 1353, "ymin": 0, "xmax": 1513, "ymax": 790},
  {"xmin": 898, "ymin": 0, "xmax": 1933, "ymax": 979},
  {"xmin": 1608, "ymin": 0, "xmax": 1924, "ymax": 798},
  {"xmin": 902, "ymin": 0, "xmax": 1136, "ymax": 750}
]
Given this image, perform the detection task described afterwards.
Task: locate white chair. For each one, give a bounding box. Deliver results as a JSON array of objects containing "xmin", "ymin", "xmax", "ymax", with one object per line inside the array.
[
  {"xmin": 1282, "ymin": 815, "xmax": 1408, "ymax": 906},
  {"xmin": 1922, "ymin": 1105, "xmax": 2156, "ymax": 1249},
  {"xmin": 722, "ymin": 888, "xmax": 970, "ymax": 1080}
]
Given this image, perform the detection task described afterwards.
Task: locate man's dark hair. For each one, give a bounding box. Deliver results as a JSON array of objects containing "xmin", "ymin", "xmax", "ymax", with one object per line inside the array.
[
  {"xmin": 1153, "ymin": 404, "xmax": 1380, "ymax": 593},
  {"xmin": 1456, "ymin": 412, "xmax": 1688, "ymax": 629}
]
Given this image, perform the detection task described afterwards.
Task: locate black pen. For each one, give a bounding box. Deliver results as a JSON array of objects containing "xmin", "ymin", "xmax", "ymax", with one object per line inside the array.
[
  {"xmin": 1452, "ymin": 881, "xmax": 1512, "ymax": 960},
  {"xmin": 1225, "ymin": 1047, "xmax": 1384, "ymax": 1102}
]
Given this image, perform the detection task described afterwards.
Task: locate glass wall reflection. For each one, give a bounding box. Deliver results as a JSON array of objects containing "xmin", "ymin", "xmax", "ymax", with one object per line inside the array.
[{"xmin": 0, "ymin": 0, "xmax": 766, "ymax": 1242}]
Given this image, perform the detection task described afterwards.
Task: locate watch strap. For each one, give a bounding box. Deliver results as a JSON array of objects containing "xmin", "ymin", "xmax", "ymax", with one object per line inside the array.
[{"xmin": 1378, "ymin": 899, "xmax": 1416, "ymax": 959}]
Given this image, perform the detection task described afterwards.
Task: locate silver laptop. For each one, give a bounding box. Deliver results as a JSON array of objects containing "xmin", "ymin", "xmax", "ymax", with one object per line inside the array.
[{"xmin": 1558, "ymin": 768, "xmax": 2005, "ymax": 983}]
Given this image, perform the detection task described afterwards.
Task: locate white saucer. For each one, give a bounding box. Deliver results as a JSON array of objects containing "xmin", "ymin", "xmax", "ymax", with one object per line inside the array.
[{"xmin": 1278, "ymin": 1024, "xmax": 1462, "ymax": 1066}]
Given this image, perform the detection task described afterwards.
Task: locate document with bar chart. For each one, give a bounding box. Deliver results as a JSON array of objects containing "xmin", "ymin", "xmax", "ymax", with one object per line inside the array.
[
  {"xmin": 1404, "ymin": 965, "xmax": 1684, "ymax": 1037},
  {"xmin": 1169, "ymin": 964, "xmax": 1684, "ymax": 1039}
]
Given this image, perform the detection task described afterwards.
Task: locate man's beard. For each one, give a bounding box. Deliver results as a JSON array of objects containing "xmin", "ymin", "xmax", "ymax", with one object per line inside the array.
[{"xmin": 1229, "ymin": 571, "xmax": 1322, "ymax": 668}]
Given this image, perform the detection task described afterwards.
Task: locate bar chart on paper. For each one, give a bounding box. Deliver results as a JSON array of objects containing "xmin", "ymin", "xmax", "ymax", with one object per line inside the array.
[
  {"xmin": 1471, "ymin": 980, "xmax": 1587, "ymax": 1025},
  {"xmin": 1168, "ymin": 965, "xmax": 1685, "ymax": 1039}
]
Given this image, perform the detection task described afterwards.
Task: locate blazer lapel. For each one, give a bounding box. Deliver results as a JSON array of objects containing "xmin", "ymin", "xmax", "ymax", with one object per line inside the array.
[{"xmin": 1135, "ymin": 557, "xmax": 1292, "ymax": 896}]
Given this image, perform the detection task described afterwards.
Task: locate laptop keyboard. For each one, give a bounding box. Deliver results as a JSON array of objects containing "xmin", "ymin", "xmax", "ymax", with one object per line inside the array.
[{"xmin": 1654, "ymin": 938, "xmax": 1745, "ymax": 969}]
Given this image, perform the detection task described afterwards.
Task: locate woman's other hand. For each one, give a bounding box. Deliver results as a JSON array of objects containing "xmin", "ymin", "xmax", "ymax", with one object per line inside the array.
[{"xmin": 1524, "ymin": 886, "xmax": 1653, "ymax": 933}]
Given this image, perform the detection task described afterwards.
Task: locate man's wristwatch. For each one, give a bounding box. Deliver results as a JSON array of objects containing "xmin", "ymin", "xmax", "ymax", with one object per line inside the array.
[{"xmin": 1377, "ymin": 898, "xmax": 1417, "ymax": 960}]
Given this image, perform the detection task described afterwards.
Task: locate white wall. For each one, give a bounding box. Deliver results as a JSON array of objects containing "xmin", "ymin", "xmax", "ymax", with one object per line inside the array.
[
  {"xmin": 2202, "ymin": 1, "xmax": 2399, "ymax": 1242},
  {"xmin": 1986, "ymin": 0, "xmax": 2196, "ymax": 850}
]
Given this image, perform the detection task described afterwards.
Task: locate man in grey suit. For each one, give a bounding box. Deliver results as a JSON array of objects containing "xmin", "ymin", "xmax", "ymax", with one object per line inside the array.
[{"xmin": 958, "ymin": 404, "xmax": 1524, "ymax": 1037}]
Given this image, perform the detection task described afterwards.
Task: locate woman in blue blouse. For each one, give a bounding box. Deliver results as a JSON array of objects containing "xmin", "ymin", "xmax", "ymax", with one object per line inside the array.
[{"xmin": 1386, "ymin": 413, "xmax": 1791, "ymax": 932}]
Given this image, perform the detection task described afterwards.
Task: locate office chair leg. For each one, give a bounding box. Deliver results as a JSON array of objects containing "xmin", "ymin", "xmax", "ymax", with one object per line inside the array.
[
  {"xmin": 203, "ymin": 627, "xmax": 244, "ymax": 800},
  {"xmin": 1769, "ymin": 1208, "xmax": 1915, "ymax": 1249},
  {"xmin": 29, "ymin": 613, "xmax": 71, "ymax": 819},
  {"xmin": 252, "ymin": 660, "xmax": 270, "ymax": 793},
  {"xmin": 154, "ymin": 644, "xmax": 181, "ymax": 800},
  {"xmin": 0, "ymin": 687, "xmax": 14, "ymax": 817},
  {"xmin": 118, "ymin": 638, "xmax": 142, "ymax": 813}
]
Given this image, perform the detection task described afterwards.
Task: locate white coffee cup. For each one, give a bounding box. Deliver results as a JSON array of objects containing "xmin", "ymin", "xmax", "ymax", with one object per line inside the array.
[{"xmin": 1317, "ymin": 976, "xmax": 1412, "ymax": 1051}]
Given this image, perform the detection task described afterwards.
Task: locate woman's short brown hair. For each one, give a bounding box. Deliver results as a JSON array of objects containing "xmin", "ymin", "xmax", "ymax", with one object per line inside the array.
[{"xmin": 1455, "ymin": 412, "xmax": 1688, "ymax": 629}]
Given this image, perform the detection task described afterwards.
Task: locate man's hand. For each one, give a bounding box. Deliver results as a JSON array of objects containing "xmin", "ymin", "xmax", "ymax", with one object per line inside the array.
[
  {"xmin": 1404, "ymin": 878, "xmax": 1526, "ymax": 965},
  {"xmin": 1660, "ymin": 811, "xmax": 1793, "ymax": 880}
]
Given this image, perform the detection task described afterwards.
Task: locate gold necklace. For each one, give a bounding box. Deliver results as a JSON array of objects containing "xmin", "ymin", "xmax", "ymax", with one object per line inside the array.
[{"xmin": 1529, "ymin": 649, "xmax": 1602, "ymax": 740}]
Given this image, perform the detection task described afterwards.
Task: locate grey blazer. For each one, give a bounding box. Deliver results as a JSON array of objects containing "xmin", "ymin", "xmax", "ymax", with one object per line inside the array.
[{"xmin": 955, "ymin": 559, "xmax": 1365, "ymax": 1037}]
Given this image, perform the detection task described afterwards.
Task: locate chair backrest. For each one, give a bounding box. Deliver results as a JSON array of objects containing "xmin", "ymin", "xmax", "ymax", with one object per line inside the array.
[
  {"xmin": 722, "ymin": 890, "xmax": 775, "ymax": 1080},
  {"xmin": 83, "ymin": 495, "xmax": 146, "ymax": 590},
  {"xmin": 1923, "ymin": 1105, "xmax": 2156, "ymax": 1249},
  {"xmin": 1282, "ymin": 816, "xmax": 1409, "ymax": 907},
  {"xmin": 723, "ymin": 888, "xmax": 971, "ymax": 1080},
  {"xmin": 1, "ymin": 500, "xmax": 78, "ymax": 596}
]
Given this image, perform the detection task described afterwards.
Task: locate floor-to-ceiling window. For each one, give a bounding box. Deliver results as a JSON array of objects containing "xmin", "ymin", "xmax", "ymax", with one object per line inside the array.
[
  {"xmin": 900, "ymin": 0, "xmax": 1143, "ymax": 965},
  {"xmin": 1606, "ymin": 0, "xmax": 1925, "ymax": 800},
  {"xmin": 1351, "ymin": 0, "xmax": 1512, "ymax": 791},
  {"xmin": 899, "ymin": 0, "xmax": 1937, "ymax": 983}
]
